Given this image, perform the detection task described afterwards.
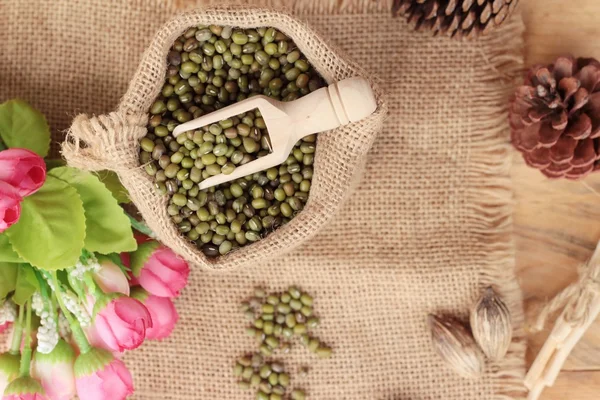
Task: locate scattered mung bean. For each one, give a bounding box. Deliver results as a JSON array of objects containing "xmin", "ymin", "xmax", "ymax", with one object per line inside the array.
[{"xmin": 233, "ymin": 287, "xmax": 331, "ymax": 398}]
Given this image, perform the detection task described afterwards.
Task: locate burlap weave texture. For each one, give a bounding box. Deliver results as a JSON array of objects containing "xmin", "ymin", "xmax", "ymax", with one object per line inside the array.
[
  {"xmin": 62, "ymin": 6, "xmax": 386, "ymax": 271},
  {"xmin": 0, "ymin": 1, "xmax": 526, "ymax": 399}
]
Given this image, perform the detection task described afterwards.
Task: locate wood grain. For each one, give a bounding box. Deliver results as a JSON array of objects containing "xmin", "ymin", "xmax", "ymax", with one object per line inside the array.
[
  {"xmin": 539, "ymin": 371, "xmax": 600, "ymax": 400},
  {"xmin": 518, "ymin": 0, "xmax": 600, "ymax": 398}
]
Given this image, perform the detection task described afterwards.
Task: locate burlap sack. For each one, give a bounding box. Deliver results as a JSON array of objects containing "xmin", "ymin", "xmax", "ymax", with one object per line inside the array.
[
  {"xmin": 1, "ymin": 1, "xmax": 527, "ymax": 399},
  {"xmin": 61, "ymin": 7, "xmax": 386, "ymax": 271}
]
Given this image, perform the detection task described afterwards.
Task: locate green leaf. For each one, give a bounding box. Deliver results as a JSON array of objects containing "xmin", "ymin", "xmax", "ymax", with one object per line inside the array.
[
  {"xmin": 6, "ymin": 175, "xmax": 86, "ymax": 270},
  {"xmin": 50, "ymin": 167, "xmax": 137, "ymax": 255},
  {"xmin": 13, "ymin": 264, "xmax": 39, "ymax": 305},
  {"xmin": 56, "ymin": 270, "xmax": 71, "ymax": 289},
  {"xmin": 130, "ymin": 241, "xmax": 161, "ymax": 277},
  {"xmin": 94, "ymin": 171, "xmax": 131, "ymax": 204},
  {"xmin": 0, "ymin": 234, "xmax": 24, "ymax": 263},
  {"xmin": 127, "ymin": 215, "xmax": 155, "ymax": 238},
  {"xmin": 0, "ymin": 262, "xmax": 18, "ymax": 299},
  {"xmin": 0, "ymin": 100, "xmax": 50, "ymax": 157}
]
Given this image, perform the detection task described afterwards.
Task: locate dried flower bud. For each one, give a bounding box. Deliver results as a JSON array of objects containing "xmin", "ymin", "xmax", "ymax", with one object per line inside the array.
[
  {"xmin": 428, "ymin": 314, "xmax": 484, "ymax": 379},
  {"xmin": 470, "ymin": 287, "xmax": 512, "ymax": 361}
]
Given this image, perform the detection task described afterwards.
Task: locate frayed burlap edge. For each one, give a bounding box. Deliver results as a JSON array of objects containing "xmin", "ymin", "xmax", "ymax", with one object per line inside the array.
[
  {"xmin": 63, "ymin": 6, "xmax": 387, "ymax": 272},
  {"xmin": 463, "ymin": 17, "xmax": 527, "ymax": 400}
]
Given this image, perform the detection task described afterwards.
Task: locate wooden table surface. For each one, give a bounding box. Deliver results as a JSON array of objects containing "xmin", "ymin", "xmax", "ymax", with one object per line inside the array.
[{"xmin": 517, "ymin": 0, "xmax": 600, "ymax": 398}]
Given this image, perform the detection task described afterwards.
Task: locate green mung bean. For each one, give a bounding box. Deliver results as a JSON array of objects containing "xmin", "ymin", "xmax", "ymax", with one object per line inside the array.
[
  {"xmin": 291, "ymin": 390, "xmax": 306, "ymax": 400},
  {"xmin": 316, "ymin": 347, "xmax": 332, "ymax": 359},
  {"xmin": 141, "ymin": 25, "xmax": 324, "ymax": 258},
  {"xmin": 300, "ymin": 306, "xmax": 313, "ymax": 318}
]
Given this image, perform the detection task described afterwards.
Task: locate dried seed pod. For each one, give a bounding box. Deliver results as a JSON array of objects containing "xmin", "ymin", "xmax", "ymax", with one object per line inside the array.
[
  {"xmin": 428, "ymin": 314, "xmax": 484, "ymax": 379},
  {"xmin": 470, "ymin": 287, "xmax": 512, "ymax": 360}
]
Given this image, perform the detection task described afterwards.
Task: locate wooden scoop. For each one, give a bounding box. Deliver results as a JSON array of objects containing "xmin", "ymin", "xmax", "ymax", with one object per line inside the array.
[{"xmin": 173, "ymin": 76, "xmax": 377, "ymax": 190}]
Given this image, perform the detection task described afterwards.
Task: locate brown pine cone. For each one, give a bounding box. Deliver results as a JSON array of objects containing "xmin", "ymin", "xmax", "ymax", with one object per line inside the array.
[
  {"xmin": 510, "ymin": 56, "xmax": 600, "ymax": 179},
  {"xmin": 392, "ymin": 0, "xmax": 519, "ymax": 38}
]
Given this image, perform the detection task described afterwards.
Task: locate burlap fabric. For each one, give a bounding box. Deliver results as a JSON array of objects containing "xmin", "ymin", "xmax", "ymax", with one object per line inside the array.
[
  {"xmin": 62, "ymin": 7, "xmax": 386, "ymax": 271},
  {"xmin": 0, "ymin": 1, "xmax": 527, "ymax": 399}
]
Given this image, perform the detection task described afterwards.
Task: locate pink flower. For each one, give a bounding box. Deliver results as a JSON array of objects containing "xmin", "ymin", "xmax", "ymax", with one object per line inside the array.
[
  {"xmin": 32, "ymin": 340, "xmax": 76, "ymax": 400},
  {"xmin": 93, "ymin": 258, "xmax": 130, "ymax": 296},
  {"xmin": 1, "ymin": 376, "xmax": 47, "ymax": 400},
  {"xmin": 119, "ymin": 252, "xmax": 130, "ymax": 268},
  {"xmin": 0, "ymin": 322, "xmax": 11, "ymax": 334},
  {"xmin": 0, "ymin": 148, "xmax": 46, "ymax": 197},
  {"xmin": 92, "ymin": 296, "xmax": 152, "ymax": 352},
  {"xmin": 0, "ymin": 181, "xmax": 22, "ymax": 233},
  {"xmin": 74, "ymin": 348, "xmax": 133, "ymax": 400},
  {"xmin": 119, "ymin": 253, "xmax": 140, "ymax": 286},
  {"xmin": 83, "ymin": 325, "xmax": 107, "ymax": 353},
  {"xmin": 83, "ymin": 325, "xmax": 120, "ymax": 358},
  {"xmin": 130, "ymin": 288, "xmax": 178, "ymax": 340},
  {"xmin": 82, "ymin": 298, "xmax": 113, "ymax": 354},
  {"xmin": 130, "ymin": 242, "xmax": 189, "ymax": 298},
  {"xmin": 0, "ymin": 353, "xmax": 20, "ymax": 396},
  {"xmin": 133, "ymin": 232, "xmax": 151, "ymax": 244}
]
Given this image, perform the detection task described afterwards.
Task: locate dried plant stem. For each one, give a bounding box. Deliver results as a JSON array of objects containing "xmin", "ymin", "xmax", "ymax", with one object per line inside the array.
[{"xmin": 525, "ymin": 240, "xmax": 600, "ymax": 400}]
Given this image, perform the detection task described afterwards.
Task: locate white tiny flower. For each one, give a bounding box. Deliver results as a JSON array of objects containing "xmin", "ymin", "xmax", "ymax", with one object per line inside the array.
[
  {"xmin": 70, "ymin": 255, "xmax": 101, "ymax": 281},
  {"xmin": 62, "ymin": 291, "xmax": 91, "ymax": 327},
  {"xmin": 58, "ymin": 311, "xmax": 71, "ymax": 338},
  {"xmin": 0, "ymin": 300, "xmax": 17, "ymax": 325},
  {"xmin": 31, "ymin": 291, "xmax": 60, "ymax": 354},
  {"xmin": 43, "ymin": 275, "xmax": 56, "ymax": 291},
  {"xmin": 32, "ymin": 292, "xmax": 44, "ymax": 314}
]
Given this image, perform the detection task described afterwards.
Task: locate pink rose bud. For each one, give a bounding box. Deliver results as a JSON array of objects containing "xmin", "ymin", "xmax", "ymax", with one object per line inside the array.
[
  {"xmin": 1, "ymin": 376, "xmax": 47, "ymax": 400},
  {"xmin": 0, "ymin": 148, "xmax": 46, "ymax": 197},
  {"xmin": 83, "ymin": 325, "xmax": 108, "ymax": 354},
  {"xmin": 74, "ymin": 348, "xmax": 134, "ymax": 400},
  {"xmin": 130, "ymin": 242, "xmax": 189, "ymax": 298},
  {"xmin": 119, "ymin": 253, "xmax": 140, "ymax": 286},
  {"xmin": 130, "ymin": 288, "xmax": 178, "ymax": 340},
  {"xmin": 119, "ymin": 252, "xmax": 130, "ymax": 268},
  {"xmin": 133, "ymin": 232, "xmax": 151, "ymax": 244},
  {"xmin": 0, "ymin": 353, "xmax": 20, "ymax": 395},
  {"xmin": 92, "ymin": 295, "xmax": 152, "ymax": 353},
  {"xmin": 0, "ymin": 181, "xmax": 22, "ymax": 233},
  {"xmin": 0, "ymin": 322, "xmax": 11, "ymax": 334},
  {"xmin": 32, "ymin": 339, "xmax": 76, "ymax": 400},
  {"xmin": 82, "ymin": 298, "xmax": 114, "ymax": 355},
  {"xmin": 93, "ymin": 258, "xmax": 130, "ymax": 296}
]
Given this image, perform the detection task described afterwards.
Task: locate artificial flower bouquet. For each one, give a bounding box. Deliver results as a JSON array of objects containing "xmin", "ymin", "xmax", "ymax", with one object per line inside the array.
[{"xmin": 0, "ymin": 100, "xmax": 190, "ymax": 400}]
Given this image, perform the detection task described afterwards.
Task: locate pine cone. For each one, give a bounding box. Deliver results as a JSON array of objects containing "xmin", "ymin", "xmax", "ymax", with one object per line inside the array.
[
  {"xmin": 510, "ymin": 56, "xmax": 600, "ymax": 179},
  {"xmin": 392, "ymin": 0, "xmax": 518, "ymax": 38}
]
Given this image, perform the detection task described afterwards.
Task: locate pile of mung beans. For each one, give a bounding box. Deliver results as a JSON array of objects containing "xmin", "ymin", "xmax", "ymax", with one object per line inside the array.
[
  {"xmin": 234, "ymin": 287, "xmax": 331, "ymax": 399},
  {"xmin": 139, "ymin": 24, "xmax": 325, "ymax": 258},
  {"xmin": 234, "ymin": 355, "xmax": 299, "ymax": 400}
]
